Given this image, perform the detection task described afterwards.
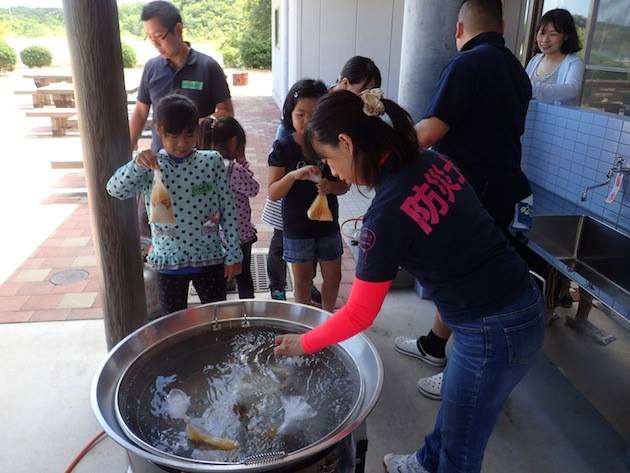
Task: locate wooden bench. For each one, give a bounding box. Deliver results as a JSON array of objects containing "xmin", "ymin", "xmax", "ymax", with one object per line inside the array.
[
  {"xmin": 25, "ymin": 108, "xmax": 77, "ymax": 136},
  {"xmin": 14, "ymin": 89, "xmax": 52, "ymax": 107}
]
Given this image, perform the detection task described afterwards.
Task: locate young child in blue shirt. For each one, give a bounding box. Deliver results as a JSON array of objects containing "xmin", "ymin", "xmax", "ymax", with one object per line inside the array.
[{"xmin": 107, "ymin": 94, "xmax": 242, "ymax": 317}]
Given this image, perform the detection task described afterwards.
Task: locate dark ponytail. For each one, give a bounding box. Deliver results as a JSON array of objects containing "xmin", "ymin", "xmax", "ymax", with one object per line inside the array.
[
  {"xmin": 304, "ymin": 90, "xmax": 419, "ymax": 187},
  {"xmin": 198, "ymin": 116, "xmax": 246, "ymax": 152}
]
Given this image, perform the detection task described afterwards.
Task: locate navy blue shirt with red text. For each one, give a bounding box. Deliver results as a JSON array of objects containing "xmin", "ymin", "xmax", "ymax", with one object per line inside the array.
[{"xmin": 356, "ymin": 150, "xmax": 529, "ymax": 323}]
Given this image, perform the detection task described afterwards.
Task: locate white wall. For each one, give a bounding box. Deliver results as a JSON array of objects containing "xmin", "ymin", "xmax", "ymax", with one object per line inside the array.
[
  {"xmin": 273, "ymin": 0, "xmax": 404, "ymax": 107},
  {"xmin": 273, "ymin": 0, "xmax": 526, "ymax": 108}
]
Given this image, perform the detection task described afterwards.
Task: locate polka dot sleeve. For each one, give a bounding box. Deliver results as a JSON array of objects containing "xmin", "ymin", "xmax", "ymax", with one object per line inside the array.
[
  {"xmin": 106, "ymin": 159, "xmax": 152, "ymax": 200},
  {"xmin": 230, "ymin": 162, "xmax": 260, "ymax": 198}
]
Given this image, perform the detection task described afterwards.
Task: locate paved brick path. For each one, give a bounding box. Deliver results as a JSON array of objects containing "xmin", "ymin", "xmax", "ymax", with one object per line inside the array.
[{"xmin": 0, "ymin": 95, "xmax": 358, "ymax": 323}]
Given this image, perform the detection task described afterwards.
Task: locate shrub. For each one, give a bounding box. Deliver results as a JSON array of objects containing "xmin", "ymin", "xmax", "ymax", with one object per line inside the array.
[
  {"xmin": 240, "ymin": 35, "xmax": 270, "ymax": 69},
  {"xmin": 221, "ymin": 39, "xmax": 242, "ymax": 68},
  {"xmin": 238, "ymin": 0, "xmax": 271, "ymax": 69},
  {"xmin": 121, "ymin": 42, "xmax": 136, "ymax": 68},
  {"xmin": 0, "ymin": 39, "xmax": 17, "ymax": 72},
  {"xmin": 20, "ymin": 45, "xmax": 52, "ymax": 68}
]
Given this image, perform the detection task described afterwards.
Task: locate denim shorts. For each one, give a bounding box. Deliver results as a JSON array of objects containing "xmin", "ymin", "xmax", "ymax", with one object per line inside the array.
[{"xmin": 283, "ymin": 232, "xmax": 343, "ymax": 263}]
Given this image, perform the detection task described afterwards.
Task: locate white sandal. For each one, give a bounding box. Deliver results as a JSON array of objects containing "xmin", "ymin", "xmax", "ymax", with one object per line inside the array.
[
  {"xmin": 393, "ymin": 336, "xmax": 446, "ymax": 367},
  {"xmin": 416, "ymin": 372, "xmax": 443, "ymax": 400}
]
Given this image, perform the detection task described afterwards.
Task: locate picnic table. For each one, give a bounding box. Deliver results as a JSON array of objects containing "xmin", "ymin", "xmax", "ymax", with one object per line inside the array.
[
  {"xmin": 25, "ymin": 108, "xmax": 77, "ymax": 137},
  {"xmin": 17, "ymin": 81, "xmax": 139, "ymax": 109},
  {"xmin": 37, "ymin": 82, "xmax": 76, "ymax": 108},
  {"xmin": 26, "ymin": 105, "xmax": 152, "ymax": 138},
  {"xmin": 23, "ymin": 70, "xmax": 73, "ymax": 88}
]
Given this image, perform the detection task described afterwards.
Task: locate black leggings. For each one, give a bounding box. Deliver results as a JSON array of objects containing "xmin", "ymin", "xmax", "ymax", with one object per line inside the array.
[
  {"xmin": 267, "ymin": 229, "xmax": 287, "ymax": 291},
  {"xmin": 235, "ymin": 241, "xmax": 255, "ymax": 299},
  {"xmin": 155, "ymin": 265, "xmax": 226, "ymax": 317}
]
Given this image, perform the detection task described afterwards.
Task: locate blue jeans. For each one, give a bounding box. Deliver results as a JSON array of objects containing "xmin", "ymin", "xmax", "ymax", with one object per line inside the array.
[
  {"xmin": 283, "ymin": 232, "xmax": 343, "ymax": 263},
  {"xmin": 418, "ymin": 281, "xmax": 545, "ymax": 473}
]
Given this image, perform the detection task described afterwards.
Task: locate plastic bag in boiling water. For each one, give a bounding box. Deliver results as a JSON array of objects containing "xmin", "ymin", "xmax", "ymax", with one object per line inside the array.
[
  {"xmin": 278, "ymin": 396, "xmax": 317, "ymax": 434},
  {"xmin": 166, "ymin": 388, "xmax": 190, "ymax": 420}
]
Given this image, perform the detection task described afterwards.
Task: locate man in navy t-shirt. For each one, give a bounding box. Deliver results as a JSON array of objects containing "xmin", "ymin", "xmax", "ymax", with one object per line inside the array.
[
  {"xmin": 415, "ymin": 0, "xmax": 532, "ymax": 228},
  {"xmin": 129, "ymin": 1, "xmax": 233, "ymax": 152}
]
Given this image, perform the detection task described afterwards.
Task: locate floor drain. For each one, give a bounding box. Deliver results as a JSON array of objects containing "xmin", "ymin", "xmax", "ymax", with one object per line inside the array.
[
  {"xmin": 49, "ymin": 269, "xmax": 89, "ymax": 286},
  {"xmin": 190, "ymin": 251, "xmax": 293, "ymax": 296}
]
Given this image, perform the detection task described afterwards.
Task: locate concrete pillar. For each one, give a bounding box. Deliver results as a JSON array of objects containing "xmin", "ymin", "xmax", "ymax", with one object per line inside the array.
[
  {"xmin": 398, "ymin": 0, "xmax": 461, "ymax": 122},
  {"xmin": 63, "ymin": 0, "xmax": 147, "ymax": 349}
]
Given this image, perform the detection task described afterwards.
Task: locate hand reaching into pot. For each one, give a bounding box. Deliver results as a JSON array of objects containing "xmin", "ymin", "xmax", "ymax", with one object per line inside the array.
[{"xmin": 274, "ymin": 334, "xmax": 305, "ymax": 357}]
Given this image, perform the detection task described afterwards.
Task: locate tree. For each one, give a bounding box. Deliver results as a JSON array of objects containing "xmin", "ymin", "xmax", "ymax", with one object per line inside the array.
[
  {"xmin": 0, "ymin": 38, "xmax": 17, "ymax": 72},
  {"xmin": 0, "ymin": 7, "xmax": 64, "ymax": 37},
  {"xmin": 239, "ymin": 0, "xmax": 271, "ymax": 69},
  {"xmin": 118, "ymin": 3, "xmax": 144, "ymax": 38}
]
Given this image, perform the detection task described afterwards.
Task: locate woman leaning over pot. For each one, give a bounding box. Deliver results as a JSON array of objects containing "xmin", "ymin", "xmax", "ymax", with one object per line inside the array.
[{"xmin": 274, "ymin": 89, "xmax": 545, "ymax": 473}]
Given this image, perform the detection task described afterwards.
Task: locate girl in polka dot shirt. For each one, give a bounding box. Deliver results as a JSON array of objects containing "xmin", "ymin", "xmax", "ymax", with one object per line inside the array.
[
  {"xmin": 200, "ymin": 116, "xmax": 260, "ymax": 299},
  {"xmin": 107, "ymin": 94, "xmax": 243, "ymax": 316}
]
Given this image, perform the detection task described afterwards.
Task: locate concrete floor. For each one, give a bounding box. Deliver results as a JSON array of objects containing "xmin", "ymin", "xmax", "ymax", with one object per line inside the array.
[{"xmin": 1, "ymin": 291, "xmax": 629, "ymax": 472}]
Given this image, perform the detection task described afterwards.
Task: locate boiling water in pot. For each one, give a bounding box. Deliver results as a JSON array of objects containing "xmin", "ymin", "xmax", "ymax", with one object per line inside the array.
[{"xmin": 117, "ymin": 325, "xmax": 361, "ymax": 463}]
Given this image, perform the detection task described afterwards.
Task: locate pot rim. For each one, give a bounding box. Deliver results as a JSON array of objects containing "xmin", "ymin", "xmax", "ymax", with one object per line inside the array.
[{"xmin": 91, "ymin": 300, "xmax": 383, "ymax": 472}]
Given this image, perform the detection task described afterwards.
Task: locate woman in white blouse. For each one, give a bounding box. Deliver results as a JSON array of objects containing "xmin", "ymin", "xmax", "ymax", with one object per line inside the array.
[{"xmin": 526, "ymin": 8, "xmax": 585, "ymax": 105}]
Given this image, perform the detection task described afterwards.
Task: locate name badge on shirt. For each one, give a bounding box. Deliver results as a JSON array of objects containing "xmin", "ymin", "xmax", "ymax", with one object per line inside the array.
[
  {"xmin": 192, "ymin": 181, "xmax": 213, "ymax": 196},
  {"xmin": 181, "ymin": 80, "xmax": 203, "ymax": 90}
]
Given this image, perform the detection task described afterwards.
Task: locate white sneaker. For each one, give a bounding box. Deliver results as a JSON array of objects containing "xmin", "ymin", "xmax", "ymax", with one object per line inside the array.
[
  {"xmin": 383, "ymin": 453, "xmax": 429, "ymax": 473},
  {"xmin": 416, "ymin": 372, "xmax": 443, "ymax": 400},
  {"xmin": 394, "ymin": 336, "xmax": 447, "ymax": 367}
]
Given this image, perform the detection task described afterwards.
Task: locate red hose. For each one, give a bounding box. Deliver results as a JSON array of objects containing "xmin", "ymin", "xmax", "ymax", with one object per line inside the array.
[{"xmin": 64, "ymin": 430, "xmax": 107, "ymax": 473}]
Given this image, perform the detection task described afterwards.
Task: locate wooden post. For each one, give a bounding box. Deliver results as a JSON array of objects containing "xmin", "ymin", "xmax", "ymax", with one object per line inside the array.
[{"xmin": 63, "ymin": 0, "xmax": 147, "ymax": 348}]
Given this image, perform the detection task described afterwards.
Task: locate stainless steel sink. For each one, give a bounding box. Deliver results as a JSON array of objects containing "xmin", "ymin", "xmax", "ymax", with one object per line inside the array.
[{"xmin": 528, "ymin": 215, "xmax": 630, "ymax": 304}]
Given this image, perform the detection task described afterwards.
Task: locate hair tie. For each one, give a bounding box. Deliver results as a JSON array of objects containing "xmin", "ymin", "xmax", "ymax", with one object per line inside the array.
[{"xmin": 359, "ymin": 88, "xmax": 385, "ymax": 117}]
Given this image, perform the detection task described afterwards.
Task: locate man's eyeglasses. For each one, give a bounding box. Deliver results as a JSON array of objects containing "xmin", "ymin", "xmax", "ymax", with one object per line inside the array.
[{"xmin": 145, "ymin": 28, "xmax": 172, "ymax": 42}]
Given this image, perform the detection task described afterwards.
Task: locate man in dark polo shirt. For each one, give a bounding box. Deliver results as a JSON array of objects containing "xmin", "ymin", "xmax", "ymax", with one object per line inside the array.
[
  {"xmin": 416, "ymin": 0, "xmax": 532, "ymax": 224},
  {"xmin": 394, "ymin": 0, "xmax": 534, "ymax": 401},
  {"xmin": 129, "ymin": 0, "xmax": 233, "ymax": 151}
]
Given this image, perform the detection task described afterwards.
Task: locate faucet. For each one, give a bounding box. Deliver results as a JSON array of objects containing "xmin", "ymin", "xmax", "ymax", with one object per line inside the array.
[{"xmin": 580, "ymin": 156, "xmax": 630, "ymax": 201}]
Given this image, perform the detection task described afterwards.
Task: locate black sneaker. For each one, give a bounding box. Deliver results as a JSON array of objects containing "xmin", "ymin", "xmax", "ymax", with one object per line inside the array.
[{"xmin": 310, "ymin": 285, "xmax": 322, "ymax": 304}]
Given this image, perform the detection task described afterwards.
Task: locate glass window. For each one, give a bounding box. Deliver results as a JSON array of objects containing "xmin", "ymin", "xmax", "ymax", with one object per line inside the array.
[
  {"xmin": 588, "ymin": 0, "xmax": 630, "ymax": 68},
  {"xmin": 274, "ymin": 8, "xmax": 280, "ymax": 48},
  {"xmin": 581, "ymin": 69, "xmax": 630, "ymax": 115},
  {"xmin": 583, "ymin": 0, "xmax": 630, "ymax": 115}
]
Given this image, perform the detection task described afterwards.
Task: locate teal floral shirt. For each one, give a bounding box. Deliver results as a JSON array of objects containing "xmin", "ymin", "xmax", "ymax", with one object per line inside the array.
[{"xmin": 107, "ymin": 149, "xmax": 243, "ymax": 271}]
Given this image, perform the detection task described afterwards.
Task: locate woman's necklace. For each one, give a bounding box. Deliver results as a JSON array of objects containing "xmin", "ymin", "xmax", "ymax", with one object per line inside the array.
[{"xmin": 537, "ymin": 54, "xmax": 564, "ymax": 78}]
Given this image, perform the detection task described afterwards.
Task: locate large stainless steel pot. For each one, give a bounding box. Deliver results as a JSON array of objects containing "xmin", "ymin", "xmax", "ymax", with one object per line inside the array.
[{"xmin": 92, "ymin": 300, "xmax": 383, "ymax": 472}]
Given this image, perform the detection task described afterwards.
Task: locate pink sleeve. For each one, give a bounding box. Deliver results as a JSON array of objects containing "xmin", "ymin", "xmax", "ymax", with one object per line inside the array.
[
  {"xmin": 301, "ymin": 277, "xmax": 392, "ymax": 353},
  {"xmin": 231, "ymin": 163, "xmax": 260, "ymax": 197}
]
